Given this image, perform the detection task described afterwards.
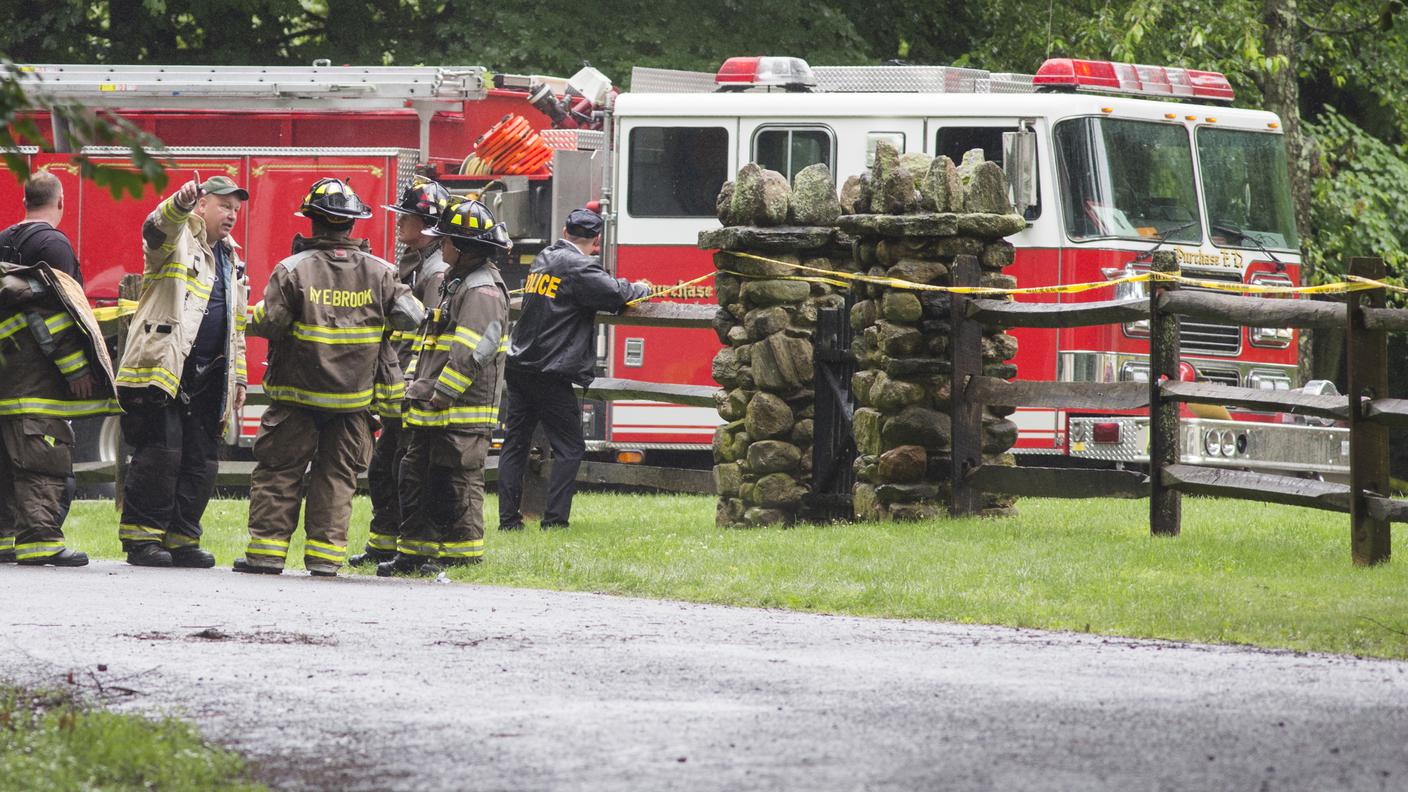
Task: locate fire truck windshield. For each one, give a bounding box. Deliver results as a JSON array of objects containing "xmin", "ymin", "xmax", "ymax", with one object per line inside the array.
[
  {"xmin": 1053, "ymin": 116, "xmax": 1201, "ymax": 244},
  {"xmin": 1197, "ymin": 128, "xmax": 1300, "ymax": 252}
]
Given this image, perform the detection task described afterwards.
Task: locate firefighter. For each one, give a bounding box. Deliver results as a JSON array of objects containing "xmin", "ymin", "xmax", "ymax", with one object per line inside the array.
[
  {"xmin": 349, "ymin": 177, "xmax": 452, "ymax": 567},
  {"xmin": 233, "ymin": 178, "xmax": 424, "ymax": 577},
  {"xmin": 496, "ymin": 208, "xmax": 651, "ymax": 531},
  {"xmin": 0, "ymin": 257, "xmax": 121, "ymax": 565},
  {"xmin": 377, "ymin": 199, "xmax": 509, "ymax": 576},
  {"xmin": 115, "ymin": 177, "xmax": 249, "ymax": 568}
]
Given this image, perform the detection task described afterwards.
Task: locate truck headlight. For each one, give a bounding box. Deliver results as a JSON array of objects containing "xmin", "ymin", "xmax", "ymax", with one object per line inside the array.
[
  {"xmin": 1204, "ymin": 429, "xmax": 1222, "ymax": 456},
  {"xmin": 1249, "ymin": 273, "xmax": 1294, "ymax": 348}
]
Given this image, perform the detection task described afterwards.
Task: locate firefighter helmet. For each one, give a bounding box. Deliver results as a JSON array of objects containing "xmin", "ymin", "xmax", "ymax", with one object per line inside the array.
[
  {"xmin": 423, "ymin": 198, "xmax": 510, "ymax": 251},
  {"xmin": 298, "ymin": 177, "xmax": 373, "ymax": 222},
  {"xmin": 383, "ymin": 176, "xmax": 451, "ymax": 223}
]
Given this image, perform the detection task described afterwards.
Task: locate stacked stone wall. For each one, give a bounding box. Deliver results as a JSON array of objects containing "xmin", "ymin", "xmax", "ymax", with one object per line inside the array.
[
  {"xmin": 702, "ymin": 163, "xmax": 850, "ymax": 527},
  {"xmin": 843, "ymin": 144, "xmax": 1023, "ymax": 520}
]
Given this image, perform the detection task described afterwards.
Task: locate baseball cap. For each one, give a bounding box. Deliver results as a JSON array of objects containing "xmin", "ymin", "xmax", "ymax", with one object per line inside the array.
[
  {"xmin": 565, "ymin": 207, "xmax": 603, "ymax": 238},
  {"xmin": 200, "ymin": 175, "xmax": 249, "ymax": 201}
]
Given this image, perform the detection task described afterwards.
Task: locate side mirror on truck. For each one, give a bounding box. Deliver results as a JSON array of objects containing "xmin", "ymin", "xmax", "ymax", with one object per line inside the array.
[{"xmin": 1002, "ymin": 126, "xmax": 1038, "ymax": 219}]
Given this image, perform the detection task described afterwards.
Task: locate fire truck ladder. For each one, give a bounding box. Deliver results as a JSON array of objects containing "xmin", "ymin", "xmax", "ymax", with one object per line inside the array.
[{"xmin": 12, "ymin": 63, "xmax": 489, "ymax": 160}]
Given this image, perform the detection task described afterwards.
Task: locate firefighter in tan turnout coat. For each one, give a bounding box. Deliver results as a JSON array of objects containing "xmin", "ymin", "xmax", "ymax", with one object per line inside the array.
[
  {"xmin": 234, "ymin": 178, "xmax": 423, "ymax": 577},
  {"xmin": 0, "ymin": 261, "xmax": 122, "ymax": 566},
  {"xmin": 349, "ymin": 177, "xmax": 452, "ymax": 567},
  {"xmin": 377, "ymin": 199, "xmax": 509, "ymax": 576},
  {"xmin": 115, "ymin": 176, "xmax": 249, "ymax": 568}
]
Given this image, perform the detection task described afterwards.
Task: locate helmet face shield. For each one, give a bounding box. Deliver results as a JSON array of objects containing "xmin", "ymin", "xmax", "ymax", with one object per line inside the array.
[{"xmin": 299, "ymin": 177, "xmax": 373, "ymax": 221}]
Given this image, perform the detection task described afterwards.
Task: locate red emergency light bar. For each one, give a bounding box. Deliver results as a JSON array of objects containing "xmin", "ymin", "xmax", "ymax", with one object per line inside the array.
[
  {"xmin": 1033, "ymin": 58, "xmax": 1234, "ymax": 103},
  {"xmin": 715, "ymin": 56, "xmax": 817, "ymax": 90}
]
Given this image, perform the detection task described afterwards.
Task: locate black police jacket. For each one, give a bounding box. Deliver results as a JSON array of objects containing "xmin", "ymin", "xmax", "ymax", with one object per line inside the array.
[{"xmin": 508, "ymin": 239, "xmax": 649, "ymax": 386}]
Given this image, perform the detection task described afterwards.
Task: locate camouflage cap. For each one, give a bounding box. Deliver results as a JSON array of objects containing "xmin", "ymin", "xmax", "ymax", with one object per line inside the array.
[{"xmin": 199, "ymin": 175, "xmax": 249, "ymax": 201}]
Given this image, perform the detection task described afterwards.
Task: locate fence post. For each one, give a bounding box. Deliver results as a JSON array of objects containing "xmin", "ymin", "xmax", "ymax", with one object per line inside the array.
[
  {"xmin": 113, "ymin": 273, "xmax": 143, "ymax": 511},
  {"xmin": 949, "ymin": 254, "xmax": 982, "ymax": 516},
  {"xmin": 1148, "ymin": 251, "xmax": 1181, "ymax": 536},
  {"xmin": 1345, "ymin": 256, "xmax": 1391, "ymax": 565}
]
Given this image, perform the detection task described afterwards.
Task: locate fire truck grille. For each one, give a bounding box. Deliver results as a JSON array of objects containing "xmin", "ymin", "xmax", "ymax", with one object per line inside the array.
[
  {"xmin": 1196, "ymin": 367, "xmax": 1241, "ymax": 387},
  {"xmin": 1178, "ymin": 276, "xmax": 1243, "ymax": 355}
]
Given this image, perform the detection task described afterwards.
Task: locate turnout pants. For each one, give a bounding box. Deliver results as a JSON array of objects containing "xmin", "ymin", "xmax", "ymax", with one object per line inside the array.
[
  {"xmin": 244, "ymin": 403, "xmax": 374, "ymax": 573},
  {"xmin": 497, "ymin": 368, "xmax": 586, "ymax": 528},
  {"xmin": 397, "ymin": 428, "xmax": 487, "ymax": 562},
  {"xmin": 118, "ymin": 383, "xmax": 222, "ymax": 552},
  {"xmin": 365, "ymin": 417, "xmax": 405, "ymax": 554},
  {"xmin": 0, "ymin": 416, "xmax": 74, "ymax": 561}
]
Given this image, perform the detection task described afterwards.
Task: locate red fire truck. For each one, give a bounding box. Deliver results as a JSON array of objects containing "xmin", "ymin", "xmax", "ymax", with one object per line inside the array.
[{"xmin": 5, "ymin": 57, "xmax": 1349, "ymax": 477}]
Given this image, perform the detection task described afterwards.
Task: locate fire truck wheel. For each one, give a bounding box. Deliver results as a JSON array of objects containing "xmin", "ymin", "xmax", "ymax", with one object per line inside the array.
[{"xmin": 72, "ymin": 415, "xmax": 121, "ymax": 499}]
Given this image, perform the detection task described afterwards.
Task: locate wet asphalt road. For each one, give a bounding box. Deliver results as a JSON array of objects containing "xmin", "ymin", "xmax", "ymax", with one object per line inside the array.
[{"xmin": 2, "ymin": 561, "xmax": 1406, "ymax": 791}]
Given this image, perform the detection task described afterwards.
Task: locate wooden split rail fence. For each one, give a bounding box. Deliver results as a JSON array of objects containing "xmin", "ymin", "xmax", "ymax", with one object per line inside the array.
[{"xmin": 948, "ymin": 252, "xmax": 1399, "ymax": 566}]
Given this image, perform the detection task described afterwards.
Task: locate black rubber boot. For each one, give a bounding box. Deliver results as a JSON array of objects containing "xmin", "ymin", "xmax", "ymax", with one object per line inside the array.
[
  {"xmin": 169, "ymin": 547, "xmax": 216, "ymax": 568},
  {"xmin": 18, "ymin": 548, "xmax": 89, "ymax": 567},
  {"xmin": 347, "ymin": 547, "xmax": 396, "ymax": 567},
  {"xmin": 126, "ymin": 543, "xmax": 173, "ymax": 567},
  {"xmin": 231, "ymin": 557, "xmax": 282, "ymax": 575},
  {"xmin": 376, "ymin": 553, "xmax": 431, "ymax": 577}
]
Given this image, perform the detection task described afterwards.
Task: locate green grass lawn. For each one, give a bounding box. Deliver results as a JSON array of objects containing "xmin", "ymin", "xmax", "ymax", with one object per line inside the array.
[
  {"xmin": 0, "ymin": 686, "xmax": 265, "ymax": 792},
  {"xmin": 60, "ymin": 494, "xmax": 1408, "ymax": 659}
]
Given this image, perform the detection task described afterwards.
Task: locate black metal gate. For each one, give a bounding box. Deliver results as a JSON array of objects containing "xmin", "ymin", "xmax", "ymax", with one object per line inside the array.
[{"xmin": 808, "ymin": 300, "xmax": 858, "ymax": 521}]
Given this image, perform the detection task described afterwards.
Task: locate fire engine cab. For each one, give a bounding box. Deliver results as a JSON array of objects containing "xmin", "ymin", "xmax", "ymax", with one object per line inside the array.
[
  {"xmin": 605, "ymin": 56, "xmax": 1347, "ymax": 475},
  {"xmin": 3, "ymin": 56, "xmax": 1349, "ymax": 478}
]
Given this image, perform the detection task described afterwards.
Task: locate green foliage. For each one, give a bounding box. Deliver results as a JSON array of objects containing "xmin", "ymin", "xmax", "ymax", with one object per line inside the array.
[
  {"xmin": 57, "ymin": 495, "xmax": 1408, "ymax": 659},
  {"xmin": 0, "ymin": 685, "xmax": 265, "ymax": 791},
  {"xmin": 0, "ymin": 61, "xmax": 167, "ymax": 197},
  {"xmin": 1304, "ymin": 106, "xmax": 1408, "ymax": 291}
]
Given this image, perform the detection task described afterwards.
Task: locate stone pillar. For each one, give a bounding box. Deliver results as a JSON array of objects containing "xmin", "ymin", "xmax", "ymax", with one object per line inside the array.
[
  {"xmin": 842, "ymin": 144, "xmax": 1025, "ymax": 521},
  {"xmin": 701, "ymin": 163, "xmax": 851, "ymax": 527}
]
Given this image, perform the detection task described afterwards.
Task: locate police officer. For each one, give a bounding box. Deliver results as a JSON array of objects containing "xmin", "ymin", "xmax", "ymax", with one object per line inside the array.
[
  {"xmin": 378, "ymin": 199, "xmax": 510, "ymax": 575},
  {"xmin": 0, "ymin": 255, "xmax": 121, "ymax": 565},
  {"xmin": 497, "ymin": 207, "xmax": 650, "ymax": 531},
  {"xmin": 115, "ymin": 176, "xmax": 249, "ymax": 568},
  {"xmin": 233, "ymin": 178, "xmax": 423, "ymax": 577},
  {"xmin": 349, "ymin": 177, "xmax": 452, "ymax": 567}
]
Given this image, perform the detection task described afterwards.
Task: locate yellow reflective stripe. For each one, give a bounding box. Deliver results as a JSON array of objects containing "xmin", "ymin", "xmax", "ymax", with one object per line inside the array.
[
  {"xmin": 367, "ymin": 533, "xmax": 399, "ymax": 551},
  {"xmin": 404, "ymin": 404, "xmax": 498, "ymax": 428},
  {"xmin": 437, "ymin": 366, "xmax": 471, "ymax": 394},
  {"xmin": 450, "ymin": 326, "xmax": 482, "ymax": 350},
  {"xmin": 251, "ymin": 304, "xmax": 266, "ymax": 323},
  {"xmin": 438, "ymin": 539, "xmax": 485, "ymax": 558},
  {"xmin": 304, "ymin": 540, "xmax": 346, "ymax": 563},
  {"xmin": 0, "ymin": 536, "xmax": 14, "ymax": 551},
  {"xmin": 160, "ymin": 198, "xmax": 190, "ymax": 225},
  {"xmin": 55, "ymin": 349, "xmax": 88, "ymax": 375},
  {"xmin": 43, "ymin": 312, "xmax": 74, "ymax": 335},
  {"xmin": 15, "ymin": 541, "xmax": 65, "ymax": 560},
  {"xmin": 119, "ymin": 523, "xmax": 164, "ymax": 542},
  {"xmin": 266, "ymin": 384, "xmax": 373, "ymax": 410},
  {"xmin": 247, "ymin": 538, "xmax": 290, "ymax": 558},
  {"xmin": 145, "ymin": 264, "xmax": 212, "ymax": 300},
  {"xmin": 235, "ymin": 360, "xmax": 248, "ymax": 380},
  {"xmin": 0, "ymin": 313, "xmax": 24, "ymax": 340},
  {"xmin": 234, "ymin": 314, "xmax": 247, "ymax": 331},
  {"xmin": 374, "ymin": 382, "xmax": 405, "ymax": 399},
  {"xmin": 117, "ymin": 365, "xmax": 181, "ymax": 392},
  {"xmin": 290, "ymin": 322, "xmax": 386, "ymax": 346},
  {"xmin": 396, "ymin": 538, "xmax": 439, "ymax": 556},
  {"xmin": 412, "ymin": 334, "xmax": 436, "ymax": 351},
  {"xmin": 163, "ymin": 533, "xmax": 200, "ymax": 549},
  {"xmin": 0, "ymin": 397, "xmax": 121, "ymax": 418}
]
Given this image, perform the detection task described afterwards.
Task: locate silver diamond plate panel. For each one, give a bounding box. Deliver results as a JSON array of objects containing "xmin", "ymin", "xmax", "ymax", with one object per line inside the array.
[
  {"xmin": 541, "ymin": 129, "xmax": 606, "ymax": 151},
  {"xmin": 629, "ymin": 67, "xmax": 719, "ymax": 93}
]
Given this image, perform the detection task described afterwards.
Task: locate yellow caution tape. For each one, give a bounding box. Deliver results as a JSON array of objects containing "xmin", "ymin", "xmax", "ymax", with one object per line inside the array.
[
  {"xmin": 91, "ymin": 299, "xmax": 139, "ymax": 322},
  {"xmin": 723, "ymin": 250, "xmax": 1390, "ymax": 298}
]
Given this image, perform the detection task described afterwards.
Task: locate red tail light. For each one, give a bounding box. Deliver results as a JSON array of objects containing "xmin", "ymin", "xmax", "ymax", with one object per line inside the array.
[{"xmin": 1092, "ymin": 422, "xmax": 1122, "ymax": 444}]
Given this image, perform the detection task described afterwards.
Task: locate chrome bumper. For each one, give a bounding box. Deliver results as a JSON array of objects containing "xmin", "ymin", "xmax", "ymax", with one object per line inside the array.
[{"xmin": 1067, "ymin": 416, "xmax": 1351, "ymax": 475}]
